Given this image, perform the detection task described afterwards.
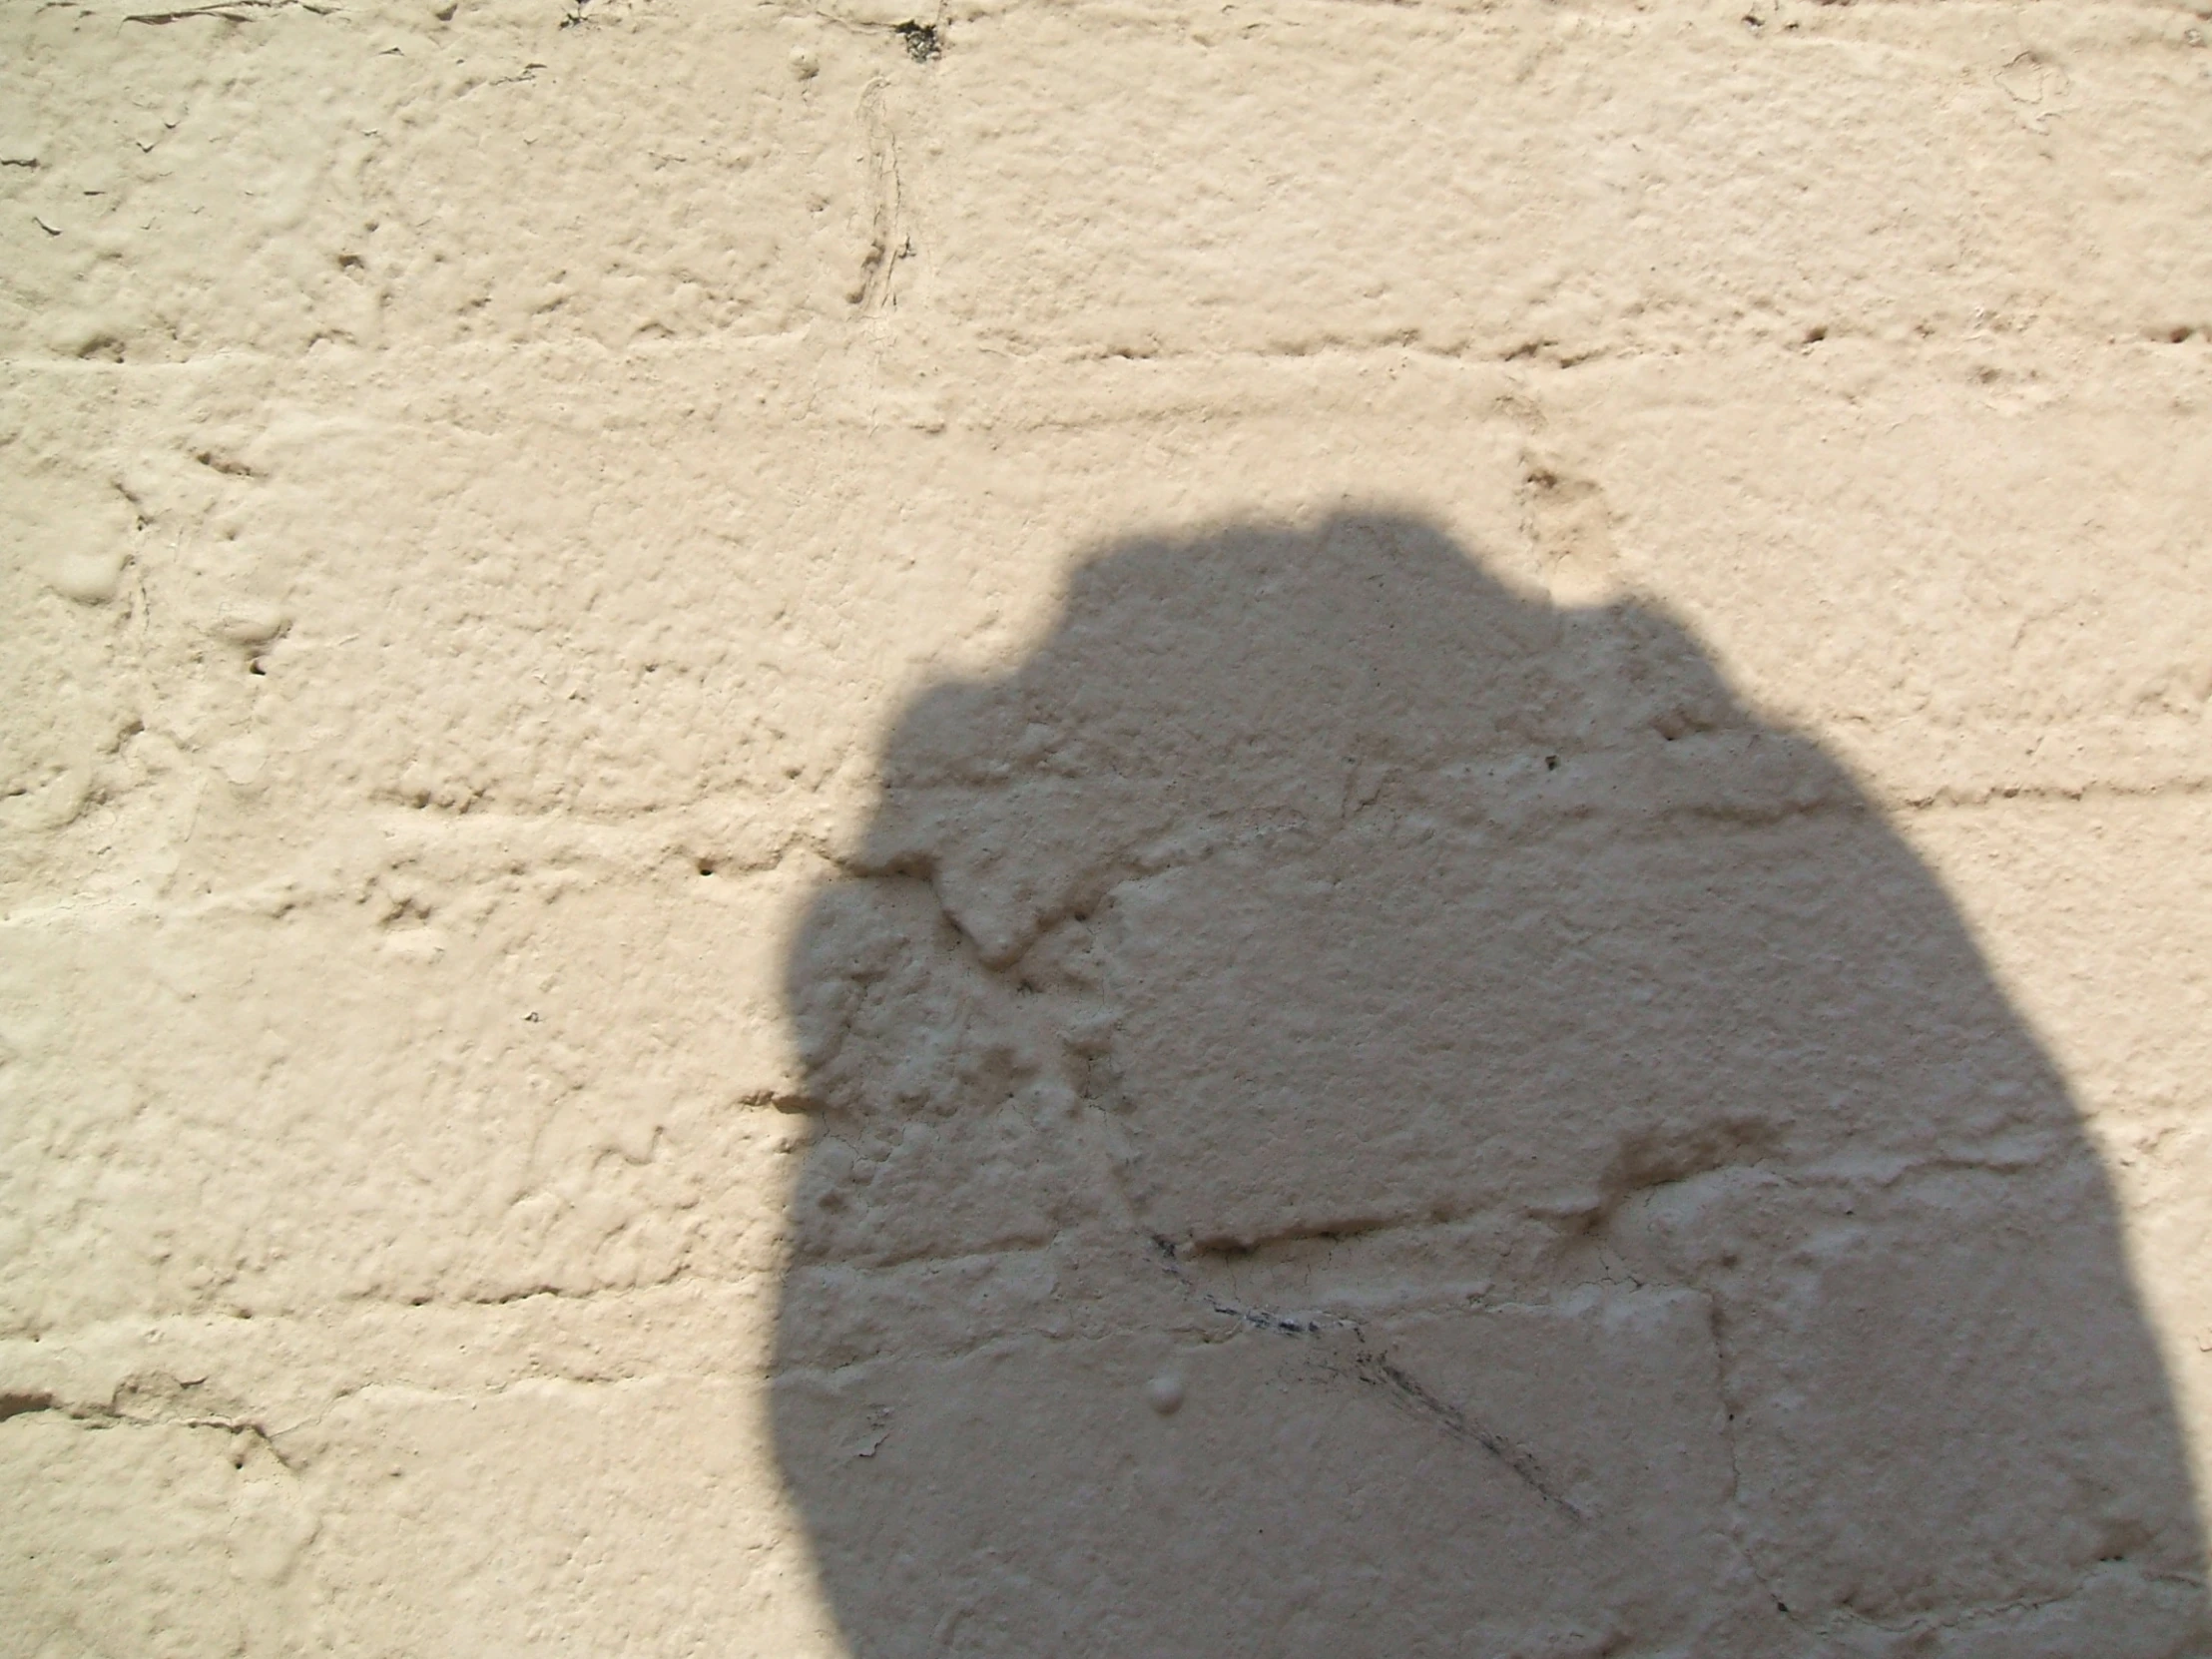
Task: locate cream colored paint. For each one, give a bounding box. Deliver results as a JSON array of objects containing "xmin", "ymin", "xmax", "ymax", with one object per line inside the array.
[{"xmin": 4, "ymin": 0, "xmax": 2211, "ymax": 1653}]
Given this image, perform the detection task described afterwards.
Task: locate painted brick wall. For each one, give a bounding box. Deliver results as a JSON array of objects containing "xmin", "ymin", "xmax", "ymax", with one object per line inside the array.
[{"xmin": 5, "ymin": 1, "xmax": 2211, "ymax": 1652}]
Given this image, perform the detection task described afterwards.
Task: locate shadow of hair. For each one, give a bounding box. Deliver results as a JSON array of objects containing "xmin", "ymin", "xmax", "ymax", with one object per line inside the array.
[{"xmin": 773, "ymin": 512, "xmax": 2206, "ymax": 1657}]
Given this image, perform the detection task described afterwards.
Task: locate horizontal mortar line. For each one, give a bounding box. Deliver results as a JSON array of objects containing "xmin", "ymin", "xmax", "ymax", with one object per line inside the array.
[
  {"xmin": 0, "ymin": 1277, "xmax": 791, "ymax": 1335},
  {"xmin": 362, "ymin": 798, "xmax": 824, "ymax": 836},
  {"xmin": 2, "ymin": 321, "xmax": 2196, "ymax": 387},
  {"xmin": 768, "ymin": 1326, "xmax": 1234, "ymax": 1383},
  {"xmin": 755, "ymin": 0, "xmax": 2183, "ymax": 34},
  {"xmin": 0, "ymin": 327, "xmax": 822, "ymax": 376},
  {"xmin": 773, "ymin": 1275, "xmax": 1694, "ymax": 1382},
  {"xmin": 806, "ymin": 1154, "xmax": 2076, "ymax": 1292},
  {"xmin": 358, "ymin": 1272, "xmax": 786, "ymax": 1311},
  {"xmin": 0, "ymin": 1278, "xmax": 793, "ymax": 1350},
  {"xmin": 1888, "ymin": 775, "xmax": 2212, "ymax": 812},
  {"xmin": 0, "ymin": 1377, "xmax": 704, "ymax": 1442},
  {"xmin": 12, "ymin": 772, "xmax": 2206, "ymax": 929},
  {"xmin": 1806, "ymin": 1566, "xmax": 2208, "ymax": 1643},
  {"xmin": 202, "ymin": 744, "xmax": 2212, "ymax": 839},
  {"xmin": 0, "ymin": 833, "xmax": 826, "ymax": 929}
]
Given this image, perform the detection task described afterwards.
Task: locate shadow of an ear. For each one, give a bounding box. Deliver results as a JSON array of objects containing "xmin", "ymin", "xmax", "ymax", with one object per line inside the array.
[{"xmin": 773, "ymin": 512, "xmax": 2208, "ymax": 1658}]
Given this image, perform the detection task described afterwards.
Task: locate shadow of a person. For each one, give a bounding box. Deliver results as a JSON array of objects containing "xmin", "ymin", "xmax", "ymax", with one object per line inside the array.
[{"xmin": 773, "ymin": 514, "xmax": 2206, "ymax": 1658}]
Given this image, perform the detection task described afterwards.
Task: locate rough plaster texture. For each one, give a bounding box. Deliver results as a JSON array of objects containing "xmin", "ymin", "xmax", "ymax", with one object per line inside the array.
[{"xmin": 4, "ymin": 0, "xmax": 2212, "ymax": 1654}]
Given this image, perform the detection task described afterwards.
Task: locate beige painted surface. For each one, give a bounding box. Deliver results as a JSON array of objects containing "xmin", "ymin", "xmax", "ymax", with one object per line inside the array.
[{"xmin": 5, "ymin": 0, "xmax": 2212, "ymax": 1653}]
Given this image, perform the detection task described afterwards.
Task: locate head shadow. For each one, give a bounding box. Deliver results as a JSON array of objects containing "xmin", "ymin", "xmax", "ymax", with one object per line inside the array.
[{"xmin": 772, "ymin": 512, "xmax": 2206, "ymax": 1657}]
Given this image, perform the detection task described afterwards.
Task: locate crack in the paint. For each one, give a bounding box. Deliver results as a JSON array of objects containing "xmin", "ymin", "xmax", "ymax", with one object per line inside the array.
[
  {"xmin": 1149, "ymin": 1235, "xmax": 1585, "ymax": 1523},
  {"xmin": 0, "ymin": 1383, "xmax": 302, "ymax": 1472},
  {"xmin": 1701, "ymin": 1289, "xmax": 1804, "ymax": 1628},
  {"xmin": 855, "ymin": 81, "xmax": 912, "ymax": 315},
  {"xmin": 125, "ymin": 0, "xmax": 326, "ymax": 21}
]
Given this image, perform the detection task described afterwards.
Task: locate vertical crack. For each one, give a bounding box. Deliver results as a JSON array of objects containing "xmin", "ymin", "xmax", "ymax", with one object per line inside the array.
[
  {"xmin": 855, "ymin": 80, "xmax": 911, "ymax": 315},
  {"xmin": 1703, "ymin": 1290, "xmax": 1803, "ymax": 1628}
]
